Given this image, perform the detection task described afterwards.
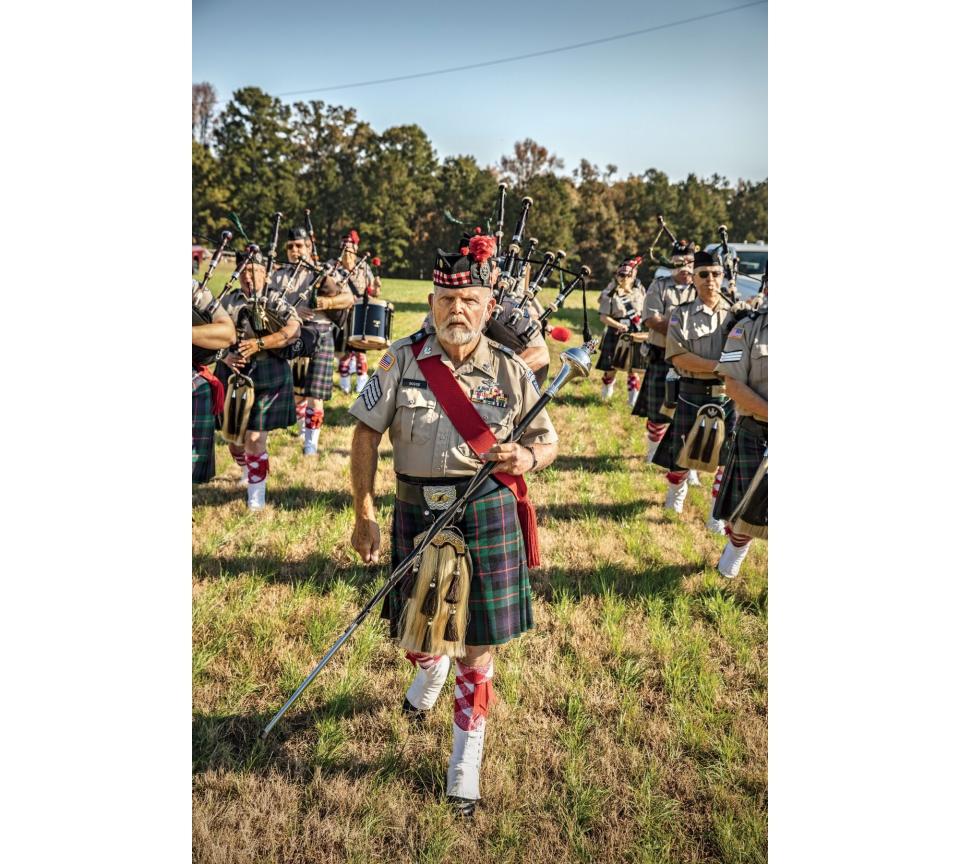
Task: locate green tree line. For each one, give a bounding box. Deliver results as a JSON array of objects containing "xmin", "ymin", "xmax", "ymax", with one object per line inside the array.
[{"xmin": 192, "ymin": 84, "xmax": 767, "ymax": 284}]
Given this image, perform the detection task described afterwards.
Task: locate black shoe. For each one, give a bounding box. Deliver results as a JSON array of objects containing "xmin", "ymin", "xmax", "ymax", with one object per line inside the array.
[
  {"xmin": 446, "ymin": 795, "xmax": 478, "ymax": 818},
  {"xmin": 401, "ymin": 697, "xmax": 426, "ymax": 722}
]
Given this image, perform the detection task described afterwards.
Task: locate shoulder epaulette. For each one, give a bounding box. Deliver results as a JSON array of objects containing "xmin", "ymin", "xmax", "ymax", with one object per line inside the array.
[
  {"xmin": 392, "ymin": 329, "xmax": 426, "ymax": 351},
  {"xmin": 490, "ymin": 340, "xmax": 515, "ymax": 358}
]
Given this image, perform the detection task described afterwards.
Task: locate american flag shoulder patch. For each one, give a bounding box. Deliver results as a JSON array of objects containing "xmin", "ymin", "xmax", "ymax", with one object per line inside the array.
[
  {"xmin": 360, "ymin": 375, "xmax": 383, "ymax": 411},
  {"xmin": 378, "ymin": 352, "xmax": 395, "ymax": 372},
  {"xmin": 719, "ymin": 350, "xmax": 743, "ymax": 363},
  {"xmin": 729, "ymin": 326, "xmax": 745, "ymax": 340}
]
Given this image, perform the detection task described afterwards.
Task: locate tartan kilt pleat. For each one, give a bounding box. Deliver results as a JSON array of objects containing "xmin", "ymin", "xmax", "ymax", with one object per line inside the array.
[
  {"xmin": 192, "ymin": 373, "xmax": 216, "ymax": 483},
  {"xmin": 214, "ymin": 354, "xmax": 296, "ymax": 432},
  {"xmin": 652, "ymin": 388, "xmax": 735, "ymax": 471},
  {"xmin": 301, "ymin": 324, "xmax": 335, "ymax": 399},
  {"xmin": 596, "ymin": 327, "xmax": 621, "ymax": 371},
  {"xmin": 633, "ymin": 355, "xmax": 671, "ymax": 421},
  {"xmin": 382, "ymin": 486, "xmax": 533, "ymax": 647},
  {"xmin": 713, "ymin": 418, "xmax": 768, "ymax": 520}
]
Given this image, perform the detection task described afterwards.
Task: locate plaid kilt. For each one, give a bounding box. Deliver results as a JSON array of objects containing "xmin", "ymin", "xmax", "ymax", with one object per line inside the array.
[
  {"xmin": 652, "ymin": 387, "xmax": 735, "ymax": 471},
  {"xmin": 596, "ymin": 326, "xmax": 621, "ymax": 372},
  {"xmin": 598, "ymin": 326, "xmax": 645, "ymax": 373},
  {"xmin": 300, "ymin": 322, "xmax": 335, "ymax": 399},
  {"xmin": 192, "ymin": 372, "xmax": 216, "ymax": 483},
  {"xmin": 214, "ymin": 354, "xmax": 296, "ymax": 432},
  {"xmin": 633, "ymin": 352, "xmax": 671, "ymax": 421},
  {"xmin": 382, "ymin": 486, "xmax": 533, "ymax": 647},
  {"xmin": 713, "ymin": 417, "xmax": 768, "ymax": 520}
]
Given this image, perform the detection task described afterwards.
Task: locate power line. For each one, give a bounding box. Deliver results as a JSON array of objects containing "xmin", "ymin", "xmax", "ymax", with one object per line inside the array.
[{"xmin": 273, "ymin": 1, "xmax": 766, "ymax": 98}]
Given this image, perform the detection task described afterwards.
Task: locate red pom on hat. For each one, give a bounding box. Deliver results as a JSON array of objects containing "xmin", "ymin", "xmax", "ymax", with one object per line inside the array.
[
  {"xmin": 371, "ymin": 257, "xmax": 381, "ymax": 267},
  {"xmin": 468, "ymin": 234, "xmax": 497, "ymax": 263},
  {"xmin": 474, "ymin": 226, "xmax": 482, "ymax": 234},
  {"xmin": 549, "ymin": 326, "xmax": 571, "ymax": 342},
  {"xmin": 348, "ymin": 229, "xmax": 360, "ymax": 245}
]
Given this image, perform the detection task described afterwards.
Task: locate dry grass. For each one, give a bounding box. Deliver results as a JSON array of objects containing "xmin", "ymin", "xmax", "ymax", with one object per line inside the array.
[{"xmin": 193, "ymin": 276, "xmax": 767, "ymax": 863}]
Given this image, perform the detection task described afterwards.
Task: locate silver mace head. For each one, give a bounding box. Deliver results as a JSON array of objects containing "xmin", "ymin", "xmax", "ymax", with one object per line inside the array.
[{"xmin": 545, "ymin": 337, "xmax": 600, "ymax": 397}]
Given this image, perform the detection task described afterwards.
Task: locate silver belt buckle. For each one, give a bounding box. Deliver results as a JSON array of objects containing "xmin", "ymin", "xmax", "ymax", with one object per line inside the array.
[{"xmin": 423, "ymin": 485, "xmax": 457, "ymax": 510}]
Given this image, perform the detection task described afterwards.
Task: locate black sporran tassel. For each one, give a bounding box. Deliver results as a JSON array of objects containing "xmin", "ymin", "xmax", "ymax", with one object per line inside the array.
[
  {"xmin": 445, "ymin": 556, "xmax": 462, "ymax": 604},
  {"xmin": 421, "ymin": 623, "xmax": 434, "ymax": 654},
  {"xmin": 701, "ymin": 421, "xmax": 719, "ymax": 466},
  {"xmin": 443, "ymin": 612, "xmax": 459, "ymax": 643},
  {"xmin": 420, "ymin": 580, "xmax": 438, "ymax": 616},
  {"xmin": 688, "ymin": 419, "xmax": 707, "ymax": 462}
]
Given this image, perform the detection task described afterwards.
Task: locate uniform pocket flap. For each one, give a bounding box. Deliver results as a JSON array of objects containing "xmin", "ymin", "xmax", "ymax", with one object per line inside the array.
[{"xmin": 397, "ymin": 387, "xmax": 436, "ymax": 409}]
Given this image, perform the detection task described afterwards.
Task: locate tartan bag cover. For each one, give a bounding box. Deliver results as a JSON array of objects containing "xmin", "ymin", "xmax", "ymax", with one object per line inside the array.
[{"xmin": 411, "ymin": 338, "xmax": 541, "ymax": 567}]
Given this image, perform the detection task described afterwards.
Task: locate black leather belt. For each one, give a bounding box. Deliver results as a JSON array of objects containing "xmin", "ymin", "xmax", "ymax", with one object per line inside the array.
[
  {"xmin": 679, "ymin": 378, "xmax": 726, "ymax": 397},
  {"xmin": 396, "ymin": 475, "xmax": 502, "ymax": 511},
  {"xmin": 738, "ymin": 415, "xmax": 768, "ymax": 438}
]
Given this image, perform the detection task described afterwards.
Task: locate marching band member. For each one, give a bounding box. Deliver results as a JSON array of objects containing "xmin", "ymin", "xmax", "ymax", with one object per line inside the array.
[
  {"xmin": 270, "ymin": 226, "xmax": 343, "ymax": 455},
  {"xmin": 330, "ymin": 230, "xmax": 381, "ymax": 394},
  {"xmin": 192, "ymin": 282, "xmax": 235, "ymax": 483},
  {"xmin": 633, "ymin": 240, "xmax": 697, "ymax": 464},
  {"xmin": 596, "ymin": 255, "xmax": 646, "ymax": 405},
  {"xmin": 712, "ymin": 289, "xmax": 768, "ymax": 577},
  {"xmin": 349, "ymin": 234, "xmax": 558, "ymax": 817},
  {"xmin": 215, "ymin": 247, "xmax": 302, "ymax": 510},
  {"xmin": 652, "ymin": 249, "xmax": 739, "ymax": 531}
]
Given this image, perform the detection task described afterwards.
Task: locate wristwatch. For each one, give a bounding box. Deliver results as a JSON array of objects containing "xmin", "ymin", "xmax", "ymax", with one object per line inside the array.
[{"xmin": 256, "ymin": 337, "xmax": 265, "ymax": 350}]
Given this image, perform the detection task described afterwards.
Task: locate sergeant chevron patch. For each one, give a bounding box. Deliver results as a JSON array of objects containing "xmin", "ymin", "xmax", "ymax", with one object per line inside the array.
[
  {"xmin": 719, "ymin": 350, "xmax": 743, "ymax": 363},
  {"xmin": 360, "ymin": 375, "xmax": 383, "ymax": 410}
]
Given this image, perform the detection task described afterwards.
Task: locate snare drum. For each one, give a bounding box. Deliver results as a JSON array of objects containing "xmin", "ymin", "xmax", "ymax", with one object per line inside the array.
[{"xmin": 347, "ymin": 298, "xmax": 394, "ymax": 350}]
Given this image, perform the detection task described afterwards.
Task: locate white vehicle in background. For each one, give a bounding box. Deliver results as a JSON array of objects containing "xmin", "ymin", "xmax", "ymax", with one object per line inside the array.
[{"xmin": 653, "ymin": 242, "xmax": 767, "ymax": 301}]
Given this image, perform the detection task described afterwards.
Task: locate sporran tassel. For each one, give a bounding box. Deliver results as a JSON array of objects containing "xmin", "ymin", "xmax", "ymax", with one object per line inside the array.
[
  {"xmin": 702, "ymin": 421, "xmax": 718, "ymax": 465},
  {"xmin": 421, "ymin": 623, "xmax": 434, "ymax": 654},
  {"xmin": 443, "ymin": 612, "xmax": 459, "ymax": 643},
  {"xmin": 688, "ymin": 418, "xmax": 707, "ymax": 462},
  {"xmin": 420, "ymin": 580, "xmax": 438, "ymax": 616}
]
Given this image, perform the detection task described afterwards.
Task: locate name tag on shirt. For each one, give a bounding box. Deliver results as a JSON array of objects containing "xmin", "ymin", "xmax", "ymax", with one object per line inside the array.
[{"xmin": 401, "ymin": 378, "xmax": 428, "ymax": 389}]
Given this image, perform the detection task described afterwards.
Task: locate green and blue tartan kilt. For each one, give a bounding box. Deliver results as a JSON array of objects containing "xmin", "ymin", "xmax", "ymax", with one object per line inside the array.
[
  {"xmin": 652, "ymin": 387, "xmax": 735, "ymax": 471},
  {"xmin": 300, "ymin": 322, "xmax": 335, "ymax": 400},
  {"xmin": 214, "ymin": 354, "xmax": 296, "ymax": 432},
  {"xmin": 192, "ymin": 372, "xmax": 216, "ymax": 484},
  {"xmin": 382, "ymin": 485, "xmax": 534, "ymax": 647},
  {"xmin": 597, "ymin": 326, "xmax": 644, "ymax": 372},
  {"xmin": 713, "ymin": 417, "xmax": 768, "ymax": 521},
  {"xmin": 632, "ymin": 354, "xmax": 672, "ymax": 421}
]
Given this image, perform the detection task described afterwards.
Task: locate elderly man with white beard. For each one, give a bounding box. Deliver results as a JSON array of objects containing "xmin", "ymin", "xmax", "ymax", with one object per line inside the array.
[{"xmin": 347, "ymin": 234, "xmax": 558, "ymax": 817}]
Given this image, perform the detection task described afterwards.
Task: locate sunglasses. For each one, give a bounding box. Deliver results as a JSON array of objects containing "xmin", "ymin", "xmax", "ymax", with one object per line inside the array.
[{"xmin": 696, "ymin": 270, "xmax": 723, "ymax": 279}]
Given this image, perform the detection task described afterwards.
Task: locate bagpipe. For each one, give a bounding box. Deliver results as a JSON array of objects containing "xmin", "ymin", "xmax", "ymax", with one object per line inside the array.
[
  {"xmin": 648, "ymin": 214, "xmax": 684, "ymax": 268},
  {"xmin": 261, "ymin": 335, "xmax": 602, "ymax": 739},
  {"xmin": 192, "ymin": 229, "xmax": 233, "ymax": 366},
  {"xmin": 718, "ymin": 224, "xmax": 739, "ymax": 302}
]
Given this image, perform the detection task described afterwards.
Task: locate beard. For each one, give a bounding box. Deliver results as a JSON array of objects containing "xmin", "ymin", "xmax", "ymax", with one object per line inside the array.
[{"xmin": 437, "ymin": 318, "xmax": 484, "ymax": 345}]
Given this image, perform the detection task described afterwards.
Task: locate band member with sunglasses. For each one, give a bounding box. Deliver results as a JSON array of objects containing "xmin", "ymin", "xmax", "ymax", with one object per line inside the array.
[
  {"xmin": 711, "ymin": 286, "xmax": 768, "ymax": 577},
  {"xmin": 652, "ymin": 250, "xmax": 742, "ymax": 532},
  {"xmin": 270, "ymin": 226, "xmax": 351, "ymax": 455},
  {"xmin": 596, "ymin": 255, "xmax": 646, "ymax": 405},
  {"xmin": 633, "ymin": 240, "xmax": 698, "ymax": 468}
]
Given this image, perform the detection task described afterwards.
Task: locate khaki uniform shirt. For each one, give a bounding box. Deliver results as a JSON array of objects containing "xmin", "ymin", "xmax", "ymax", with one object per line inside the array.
[
  {"xmin": 269, "ymin": 263, "xmax": 323, "ymax": 322},
  {"xmin": 715, "ymin": 306, "xmax": 768, "ymax": 417},
  {"xmin": 598, "ymin": 280, "xmax": 645, "ymax": 322},
  {"xmin": 193, "ymin": 284, "xmax": 231, "ymax": 325},
  {"xmin": 218, "ymin": 287, "xmax": 301, "ymax": 359},
  {"xmin": 348, "ymin": 331, "xmax": 558, "ymax": 478},
  {"xmin": 642, "ymin": 275, "xmax": 696, "ymax": 348},
  {"xmin": 665, "ymin": 295, "xmax": 734, "ymax": 380}
]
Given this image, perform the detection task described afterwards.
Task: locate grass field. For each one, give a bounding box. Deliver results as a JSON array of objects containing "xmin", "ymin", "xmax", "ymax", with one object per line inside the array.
[{"xmin": 193, "ymin": 269, "xmax": 768, "ymax": 863}]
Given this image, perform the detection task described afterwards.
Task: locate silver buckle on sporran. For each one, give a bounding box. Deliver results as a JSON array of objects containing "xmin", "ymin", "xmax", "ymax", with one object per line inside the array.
[{"xmin": 423, "ymin": 485, "xmax": 458, "ymax": 510}]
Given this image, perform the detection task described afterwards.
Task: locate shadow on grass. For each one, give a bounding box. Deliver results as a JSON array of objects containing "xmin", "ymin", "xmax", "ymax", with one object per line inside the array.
[
  {"xmin": 193, "ymin": 692, "xmax": 380, "ymax": 778},
  {"xmin": 539, "ymin": 498, "xmax": 656, "ymax": 522},
  {"xmin": 192, "ymin": 484, "xmax": 355, "ymax": 512},
  {"xmin": 533, "ymin": 560, "xmax": 702, "ymax": 602},
  {"xmin": 193, "ymin": 550, "xmax": 384, "ymax": 590}
]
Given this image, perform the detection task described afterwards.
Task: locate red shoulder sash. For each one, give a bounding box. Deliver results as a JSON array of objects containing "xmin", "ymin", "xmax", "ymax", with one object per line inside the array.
[{"xmin": 411, "ymin": 338, "xmax": 540, "ymax": 567}]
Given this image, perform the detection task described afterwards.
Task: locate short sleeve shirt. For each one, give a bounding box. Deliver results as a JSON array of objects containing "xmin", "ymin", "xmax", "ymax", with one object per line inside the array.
[
  {"xmin": 269, "ymin": 264, "xmax": 322, "ymax": 322},
  {"xmin": 642, "ymin": 275, "xmax": 696, "ymax": 348},
  {"xmin": 715, "ymin": 307, "xmax": 768, "ymax": 413},
  {"xmin": 193, "ymin": 284, "xmax": 231, "ymax": 325},
  {"xmin": 218, "ymin": 287, "xmax": 301, "ymax": 353},
  {"xmin": 665, "ymin": 296, "xmax": 734, "ymax": 379},
  {"xmin": 348, "ymin": 331, "xmax": 558, "ymax": 478},
  {"xmin": 599, "ymin": 281, "xmax": 645, "ymax": 321}
]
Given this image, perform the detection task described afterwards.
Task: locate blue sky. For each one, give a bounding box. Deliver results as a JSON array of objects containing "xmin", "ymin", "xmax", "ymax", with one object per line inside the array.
[{"xmin": 192, "ymin": 0, "xmax": 767, "ymax": 182}]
